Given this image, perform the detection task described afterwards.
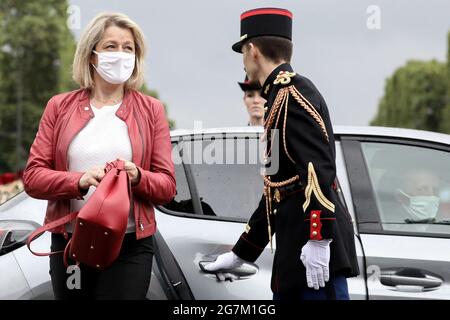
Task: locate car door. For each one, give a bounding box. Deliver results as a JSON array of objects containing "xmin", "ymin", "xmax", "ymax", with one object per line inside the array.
[
  {"xmin": 155, "ymin": 131, "xmax": 273, "ymax": 299},
  {"xmin": 0, "ymin": 192, "xmax": 52, "ymax": 299},
  {"xmin": 342, "ymin": 134, "xmax": 450, "ymax": 299}
]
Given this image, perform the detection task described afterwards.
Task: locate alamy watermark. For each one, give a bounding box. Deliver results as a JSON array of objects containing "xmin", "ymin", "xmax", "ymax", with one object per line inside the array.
[
  {"xmin": 366, "ymin": 5, "xmax": 381, "ymax": 30},
  {"xmin": 172, "ymin": 121, "xmax": 280, "ymax": 176},
  {"xmin": 67, "ymin": 5, "xmax": 81, "ymax": 31},
  {"xmin": 66, "ymin": 265, "xmax": 81, "ymax": 290}
]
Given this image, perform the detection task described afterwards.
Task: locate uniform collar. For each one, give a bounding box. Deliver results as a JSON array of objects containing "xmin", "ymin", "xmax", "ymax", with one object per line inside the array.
[{"xmin": 260, "ymin": 62, "xmax": 293, "ymax": 100}]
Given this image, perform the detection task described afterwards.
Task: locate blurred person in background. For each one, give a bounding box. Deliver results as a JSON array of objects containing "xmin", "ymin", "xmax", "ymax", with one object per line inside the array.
[{"xmin": 238, "ymin": 76, "xmax": 265, "ymax": 126}]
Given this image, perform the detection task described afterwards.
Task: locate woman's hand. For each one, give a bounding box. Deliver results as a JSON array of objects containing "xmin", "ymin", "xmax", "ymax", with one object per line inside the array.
[
  {"xmin": 78, "ymin": 166, "xmax": 106, "ymax": 190},
  {"xmin": 118, "ymin": 158, "xmax": 141, "ymax": 185}
]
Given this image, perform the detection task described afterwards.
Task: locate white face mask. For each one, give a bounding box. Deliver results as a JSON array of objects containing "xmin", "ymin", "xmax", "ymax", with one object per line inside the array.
[
  {"xmin": 92, "ymin": 50, "xmax": 135, "ymax": 85},
  {"xmin": 398, "ymin": 190, "xmax": 440, "ymax": 220}
]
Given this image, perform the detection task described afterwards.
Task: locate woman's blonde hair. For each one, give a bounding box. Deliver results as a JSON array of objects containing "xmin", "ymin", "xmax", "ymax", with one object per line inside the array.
[{"xmin": 72, "ymin": 12, "xmax": 146, "ymax": 90}]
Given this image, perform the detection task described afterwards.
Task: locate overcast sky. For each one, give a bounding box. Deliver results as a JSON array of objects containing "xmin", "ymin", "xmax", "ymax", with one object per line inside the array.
[{"xmin": 69, "ymin": 0, "xmax": 450, "ymax": 129}]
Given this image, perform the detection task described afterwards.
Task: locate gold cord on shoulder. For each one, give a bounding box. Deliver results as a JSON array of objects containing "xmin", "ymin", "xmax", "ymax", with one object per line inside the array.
[
  {"xmin": 288, "ymin": 86, "xmax": 329, "ymax": 141},
  {"xmin": 264, "ymin": 87, "xmax": 288, "ymax": 133},
  {"xmin": 282, "ymin": 93, "xmax": 295, "ymax": 164},
  {"xmin": 263, "ymin": 88, "xmax": 289, "ymax": 158}
]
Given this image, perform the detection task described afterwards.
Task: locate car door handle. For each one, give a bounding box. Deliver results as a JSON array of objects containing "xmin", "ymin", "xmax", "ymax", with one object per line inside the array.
[
  {"xmin": 198, "ymin": 260, "xmax": 258, "ymax": 281},
  {"xmin": 380, "ymin": 268, "xmax": 443, "ymax": 291}
]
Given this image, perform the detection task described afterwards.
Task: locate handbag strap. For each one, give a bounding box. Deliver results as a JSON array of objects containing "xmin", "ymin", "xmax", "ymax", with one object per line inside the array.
[
  {"xmin": 62, "ymin": 238, "xmax": 80, "ymax": 268},
  {"xmin": 26, "ymin": 211, "xmax": 78, "ymax": 257},
  {"xmin": 27, "ymin": 160, "xmax": 128, "ymax": 258}
]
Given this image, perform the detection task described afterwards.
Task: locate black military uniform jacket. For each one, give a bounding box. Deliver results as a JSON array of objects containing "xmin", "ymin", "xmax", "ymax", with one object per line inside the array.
[{"xmin": 232, "ymin": 63, "xmax": 359, "ymax": 295}]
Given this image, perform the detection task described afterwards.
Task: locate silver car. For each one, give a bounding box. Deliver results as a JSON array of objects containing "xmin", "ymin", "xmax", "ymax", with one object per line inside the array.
[{"xmin": 1, "ymin": 126, "xmax": 449, "ymax": 300}]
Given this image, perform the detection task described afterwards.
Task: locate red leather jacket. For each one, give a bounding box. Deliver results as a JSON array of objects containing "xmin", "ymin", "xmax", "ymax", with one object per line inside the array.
[{"xmin": 23, "ymin": 89, "xmax": 176, "ymax": 239}]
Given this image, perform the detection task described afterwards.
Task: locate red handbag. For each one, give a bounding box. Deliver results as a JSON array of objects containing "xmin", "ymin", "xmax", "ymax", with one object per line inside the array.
[{"xmin": 27, "ymin": 160, "xmax": 132, "ymax": 270}]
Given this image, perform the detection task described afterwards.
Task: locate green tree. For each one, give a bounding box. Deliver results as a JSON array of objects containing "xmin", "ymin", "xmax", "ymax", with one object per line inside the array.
[
  {"xmin": 371, "ymin": 59, "xmax": 447, "ymax": 132},
  {"xmin": 140, "ymin": 84, "xmax": 175, "ymax": 129},
  {"xmin": 440, "ymin": 31, "xmax": 450, "ymax": 133},
  {"xmin": 0, "ymin": 0, "xmax": 76, "ymax": 172},
  {"xmin": 0, "ymin": 1, "xmax": 175, "ymax": 173}
]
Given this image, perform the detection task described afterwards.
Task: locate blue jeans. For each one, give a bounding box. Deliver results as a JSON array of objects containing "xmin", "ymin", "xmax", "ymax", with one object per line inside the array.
[{"xmin": 273, "ymin": 274, "xmax": 350, "ymax": 300}]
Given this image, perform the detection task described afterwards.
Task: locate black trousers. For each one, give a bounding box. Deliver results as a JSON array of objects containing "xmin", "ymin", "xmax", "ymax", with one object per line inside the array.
[{"xmin": 50, "ymin": 232, "xmax": 154, "ymax": 300}]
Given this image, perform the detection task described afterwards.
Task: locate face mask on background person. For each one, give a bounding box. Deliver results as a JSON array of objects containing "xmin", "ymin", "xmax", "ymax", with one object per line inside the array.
[
  {"xmin": 398, "ymin": 190, "xmax": 440, "ymax": 220},
  {"xmin": 92, "ymin": 50, "xmax": 135, "ymax": 84}
]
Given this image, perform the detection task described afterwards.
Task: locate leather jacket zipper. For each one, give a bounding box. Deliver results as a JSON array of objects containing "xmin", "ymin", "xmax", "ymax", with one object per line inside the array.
[{"xmin": 134, "ymin": 109, "xmax": 146, "ymax": 232}]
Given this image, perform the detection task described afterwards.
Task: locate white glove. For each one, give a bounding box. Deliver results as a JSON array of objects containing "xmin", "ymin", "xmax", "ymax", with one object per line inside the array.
[
  {"xmin": 204, "ymin": 252, "xmax": 244, "ymax": 272},
  {"xmin": 300, "ymin": 239, "xmax": 332, "ymax": 290}
]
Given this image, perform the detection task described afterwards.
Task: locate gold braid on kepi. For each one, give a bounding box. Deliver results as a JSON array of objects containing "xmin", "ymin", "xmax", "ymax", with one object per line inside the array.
[{"xmin": 288, "ymin": 85, "xmax": 329, "ymax": 141}]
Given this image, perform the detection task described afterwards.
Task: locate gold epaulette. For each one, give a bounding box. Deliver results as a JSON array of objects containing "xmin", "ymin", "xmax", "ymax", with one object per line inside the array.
[{"xmin": 274, "ymin": 71, "xmax": 296, "ymax": 85}]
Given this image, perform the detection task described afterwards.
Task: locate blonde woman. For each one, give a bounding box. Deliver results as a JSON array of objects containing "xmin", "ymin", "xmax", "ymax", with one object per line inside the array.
[{"xmin": 23, "ymin": 12, "xmax": 176, "ymax": 299}]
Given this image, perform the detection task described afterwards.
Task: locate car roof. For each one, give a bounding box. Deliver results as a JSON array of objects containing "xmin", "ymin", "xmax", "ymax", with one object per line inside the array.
[{"xmin": 170, "ymin": 126, "xmax": 450, "ymax": 145}]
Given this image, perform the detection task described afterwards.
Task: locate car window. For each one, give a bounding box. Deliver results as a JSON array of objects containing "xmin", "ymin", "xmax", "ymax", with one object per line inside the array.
[
  {"xmin": 162, "ymin": 142, "xmax": 196, "ymax": 214},
  {"xmin": 162, "ymin": 137, "xmax": 263, "ymax": 220},
  {"xmin": 361, "ymin": 142, "xmax": 450, "ymax": 235}
]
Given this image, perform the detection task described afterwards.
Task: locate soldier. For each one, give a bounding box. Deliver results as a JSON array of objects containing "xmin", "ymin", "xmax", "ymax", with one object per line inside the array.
[
  {"xmin": 238, "ymin": 76, "xmax": 265, "ymax": 126},
  {"xmin": 205, "ymin": 8, "xmax": 359, "ymax": 300}
]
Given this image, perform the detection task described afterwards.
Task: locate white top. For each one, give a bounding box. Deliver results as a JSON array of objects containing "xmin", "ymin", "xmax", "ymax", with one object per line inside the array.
[{"xmin": 67, "ymin": 102, "xmax": 136, "ymax": 233}]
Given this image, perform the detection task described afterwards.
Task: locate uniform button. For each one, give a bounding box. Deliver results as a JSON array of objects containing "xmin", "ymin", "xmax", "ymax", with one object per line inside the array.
[
  {"xmin": 312, "ymin": 231, "xmax": 318, "ymax": 236},
  {"xmin": 273, "ymin": 209, "xmax": 277, "ymax": 214},
  {"xmin": 311, "ymin": 214, "xmax": 317, "ymax": 219},
  {"xmin": 84, "ymin": 107, "xmax": 89, "ymax": 111},
  {"xmin": 312, "ymin": 223, "xmax": 318, "ymax": 228}
]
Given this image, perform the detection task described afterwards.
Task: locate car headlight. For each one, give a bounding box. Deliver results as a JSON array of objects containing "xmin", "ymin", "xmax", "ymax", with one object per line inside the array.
[{"xmin": 0, "ymin": 220, "xmax": 40, "ymax": 256}]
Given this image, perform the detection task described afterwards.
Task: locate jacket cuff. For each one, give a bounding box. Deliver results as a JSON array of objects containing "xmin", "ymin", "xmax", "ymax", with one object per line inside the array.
[
  {"xmin": 71, "ymin": 172, "xmax": 87, "ymax": 200},
  {"xmin": 305, "ymin": 210, "xmax": 335, "ymax": 240},
  {"xmin": 131, "ymin": 167, "xmax": 142, "ymax": 186},
  {"xmin": 131, "ymin": 166, "xmax": 148, "ymax": 196},
  {"xmin": 232, "ymin": 234, "xmax": 264, "ymax": 263}
]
